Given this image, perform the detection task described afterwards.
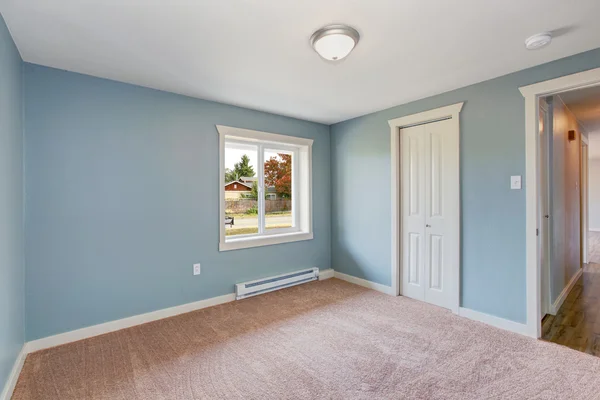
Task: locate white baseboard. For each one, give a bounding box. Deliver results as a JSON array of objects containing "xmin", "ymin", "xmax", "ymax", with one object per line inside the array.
[
  {"xmin": 318, "ymin": 268, "xmax": 334, "ymax": 280},
  {"xmin": 26, "ymin": 267, "xmax": 334, "ymax": 353},
  {"xmin": 0, "ymin": 345, "xmax": 27, "ymax": 400},
  {"xmin": 550, "ymin": 268, "xmax": 583, "ymax": 315},
  {"xmin": 333, "ymin": 271, "xmax": 395, "ymax": 295},
  {"xmin": 26, "ymin": 292, "xmax": 236, "ymax": 353},
  {"xmin": 458, "ymin": 307, "xmax": 531, "ymax": 336}
]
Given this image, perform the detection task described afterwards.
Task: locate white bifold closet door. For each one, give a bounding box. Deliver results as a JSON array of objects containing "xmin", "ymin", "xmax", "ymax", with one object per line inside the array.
[{"xmin": 401, "ymin": 118, "xmax": 458, "ymax": 310}]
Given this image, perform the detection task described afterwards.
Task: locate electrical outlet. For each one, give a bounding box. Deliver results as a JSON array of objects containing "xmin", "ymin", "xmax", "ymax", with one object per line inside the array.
[{"xmin": 193, "ymin": 263, "xmax": 201, "ymax": 276}]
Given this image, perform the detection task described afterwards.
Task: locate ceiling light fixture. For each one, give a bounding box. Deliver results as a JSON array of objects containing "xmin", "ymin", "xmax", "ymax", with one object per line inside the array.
[
  {"xmin": 310, "ymin": 24, "xmax": 360, "ymax": 61},
  {"xmin": 525, "ymin": 32, "xmax": 552, "ymax": 50}
]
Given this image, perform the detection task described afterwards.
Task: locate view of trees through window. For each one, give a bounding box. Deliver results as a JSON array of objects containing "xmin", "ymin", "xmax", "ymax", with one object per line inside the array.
[
  {"xmin": 224, "ymin": 145, "xmax": 293, "ymax": 237},
  {"xmin": 225, "ymin": 154, "xmax": 255, "ymax": 184},
  {"xmin": 264, "ymin": 151, "xmax": 293, "ymax": 230}
]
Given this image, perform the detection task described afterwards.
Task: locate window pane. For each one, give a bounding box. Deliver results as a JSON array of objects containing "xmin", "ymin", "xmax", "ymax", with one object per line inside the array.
[
  {"xmin": 264, "ymin": 149, "xmax": 293, "ymax": 230},
  {"xmin": 224, "ymin": 142, "xmax": 258, "ymax": 237}
]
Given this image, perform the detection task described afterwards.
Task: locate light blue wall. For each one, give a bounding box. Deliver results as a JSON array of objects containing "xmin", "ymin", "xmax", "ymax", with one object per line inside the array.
[
  {"xmin": 0, "ymin": 14, "xmax": 24, "ymax": 391},
  {"xmin": 24, "ymin": 64, "xmax": 331, "ymax": 341},
  {"xmin": 330, "ymin": 48, "xmax": 600, "ymax": 324}
]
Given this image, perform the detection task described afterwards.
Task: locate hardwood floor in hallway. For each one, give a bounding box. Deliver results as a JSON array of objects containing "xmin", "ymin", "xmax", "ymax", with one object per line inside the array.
[{"xmin": 542, "ymin": 262, "xmax": 600, "ymax": 356}]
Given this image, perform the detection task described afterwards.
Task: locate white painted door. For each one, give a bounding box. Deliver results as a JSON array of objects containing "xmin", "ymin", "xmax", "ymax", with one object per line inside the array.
[
  {"xmin": 401, "ymin": 118, "xmax": 459, "ymax": 310},
  {"xmin": 581, "ymin": 143, "xmax": 589, "ymax": 264},
  {"xmin": 401, "ymin": 124, "xmax": 426, "ymax": 302},
  {"xmin": 539, "ymin": 103, "xmax": 552, "ymax": 317}
]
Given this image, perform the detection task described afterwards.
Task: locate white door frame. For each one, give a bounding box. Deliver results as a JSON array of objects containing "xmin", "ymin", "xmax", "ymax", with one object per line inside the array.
[
  {"xmin": 389, "ymin": 102, "xmax": 464, "ymax": 314},
  {"xmin": 581, "ymin": 136, "xmax": 589, "ymax": 264},
  {"xmin": 519, "ymin": 67, "xmax": 600, "ymax": 338},
  {"xmin": 538, "ymin": 100, "xmax": 552, "ymax": 318}
]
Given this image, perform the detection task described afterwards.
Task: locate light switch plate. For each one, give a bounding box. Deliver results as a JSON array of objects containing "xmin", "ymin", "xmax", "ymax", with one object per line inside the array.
[
  {"xmin": 193, "ymin": 263, "xmax": 201, "ymax": 276},
  {"xmin": 511, "ymin": 175, "xmax": 522, "ymax": 190}
]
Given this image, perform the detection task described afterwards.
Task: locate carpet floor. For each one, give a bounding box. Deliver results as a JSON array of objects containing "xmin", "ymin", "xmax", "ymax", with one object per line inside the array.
[{"xmin": 12, "ymin": 279, "xmax": 600, "ymax": 400}]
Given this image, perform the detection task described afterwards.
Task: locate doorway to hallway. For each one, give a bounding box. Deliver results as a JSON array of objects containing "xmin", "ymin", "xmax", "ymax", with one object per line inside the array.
[{"xmin": 539, "ymin": 84, "xmax": 600, "ymax": 356}]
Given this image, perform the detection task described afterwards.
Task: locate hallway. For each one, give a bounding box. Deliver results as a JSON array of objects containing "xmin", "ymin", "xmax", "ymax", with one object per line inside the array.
[
  {"xmin": 542, "ymin": 262, "xmax": 600, "ymax": 356},
  {"xmin": 590, "ymin": 231, "xmax": 600, "ymax": 264}
]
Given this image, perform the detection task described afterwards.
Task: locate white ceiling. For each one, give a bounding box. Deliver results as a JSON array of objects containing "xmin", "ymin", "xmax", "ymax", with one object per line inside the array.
[
  {"xmin": 559, "ymin": 85, "xmax": 600, "ymax": 133},
  {"xmin": 2, "ymin": 0, "xmax": 600, "ymax": 124}
]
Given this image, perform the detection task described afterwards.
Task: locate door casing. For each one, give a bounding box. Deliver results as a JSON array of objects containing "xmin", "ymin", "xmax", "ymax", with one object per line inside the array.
[
  {"xmin": 520, "ymin": 67, "xmax": 600, "ymax": 338},
  {"xmin": 389, "ymin": 102, "xmax": 463, "ymax": 314},
  {"xmin": 581, "ymin": 138, "xmax": 589, "ymax": 264}
]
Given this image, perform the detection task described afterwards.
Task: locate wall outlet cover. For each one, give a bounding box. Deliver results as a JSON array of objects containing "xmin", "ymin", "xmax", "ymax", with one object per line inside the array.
[
  {"xmin": 193, "ymin": 263, "xmax": 201, "ymax": 275},
  {"xmin": 510, "ymin": 175, "xmax": 522, "ymax": 190}
]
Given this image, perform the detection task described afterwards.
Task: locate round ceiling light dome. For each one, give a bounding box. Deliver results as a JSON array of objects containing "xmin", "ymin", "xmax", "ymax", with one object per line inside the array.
[
  {"xmin": 310, "ymin": 24, "xmax": 360, "ymax": 61},
  {"xmin": 525, "ymin": 32, "xmax": 552, "ymax": 50}
]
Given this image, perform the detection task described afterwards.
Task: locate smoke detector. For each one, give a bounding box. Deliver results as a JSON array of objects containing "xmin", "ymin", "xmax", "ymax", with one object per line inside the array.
[{"xmin": 525, "ymin": 32, "xmax": 552, "ymax": 50}]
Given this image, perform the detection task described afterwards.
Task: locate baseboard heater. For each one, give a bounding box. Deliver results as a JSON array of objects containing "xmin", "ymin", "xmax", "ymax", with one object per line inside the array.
[{"xmin": 235, "ymin": 268, "xmax": 319, "ymax": 300}]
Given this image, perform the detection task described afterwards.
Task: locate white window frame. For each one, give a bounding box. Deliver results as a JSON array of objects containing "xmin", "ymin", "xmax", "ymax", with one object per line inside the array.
[{"xmin": 217, "ymin": 125, "xmax": 313, "ymax": 251}]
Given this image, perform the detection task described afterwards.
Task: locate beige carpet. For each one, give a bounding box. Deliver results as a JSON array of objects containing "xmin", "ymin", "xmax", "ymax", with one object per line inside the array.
[{"xmin": 13, "ymin": 279, "xmax": 600, "ymax": 400}]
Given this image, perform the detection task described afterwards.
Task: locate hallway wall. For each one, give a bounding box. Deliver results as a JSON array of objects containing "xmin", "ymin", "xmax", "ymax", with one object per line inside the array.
[
  {"xmin": 549, "ymin": 96, "xmax": 583, "ymax": 306},
  {"xmin": 590, "ymin": 157, "xmax": 600, "ymax": 231}
]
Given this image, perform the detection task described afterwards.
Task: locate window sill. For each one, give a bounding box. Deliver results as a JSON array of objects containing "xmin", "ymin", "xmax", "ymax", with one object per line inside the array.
[{"xmin": 219, "ymin": 231, "xmax": 313, "ymax": 252}]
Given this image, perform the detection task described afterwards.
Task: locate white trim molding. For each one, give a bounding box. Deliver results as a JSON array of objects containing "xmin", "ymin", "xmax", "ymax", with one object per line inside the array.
[
  {"xmin": 458, "ymin": 308, "xmax": 531, "ymax": 337},
  {"xmin": 333, "ymin": 271, "xmax": 395, "ymax": 295},
  {"xmin": 581, "ymin": 134, "xmax": 589, "ymax": 145},
  {"xmin": 0, "ymin": 346, "xmax": 27, "ymax": 400},
  {"xmin": 25, "ymin": 267, "xmax": 334, "ymax": 354},
  {"xmin": 318, "ymin": 268, "xmax": 335, "ymax": 280},
  {"xmin": 388, "ymin": 102, "xmax": 464, "ymax": 314},
  {"xmin": 216, "ymin": 125, "xmax": 314, "ymax": 147},
  {"xmin": 387, "ymin": 102, "xmax": 464, "ymax": 129},
  {"xmin": 220, "ymin": 232, "xmax": 313, "ymax": 252},
  {"xmin": 519, "ymin": 67, "xmax": 600, "ymax": 338},
  {"xmin": 26, "ymin": 293, "xmax": 236, "ymax": 353},
  {"xmin": 550, "ymin": 268, "xmax": 583, "ymax": 315}
]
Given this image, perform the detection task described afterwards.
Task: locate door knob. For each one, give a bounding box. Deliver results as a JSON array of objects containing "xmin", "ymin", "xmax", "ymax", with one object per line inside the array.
[{"xmin": 426, "ymin": 224, "xmax": 431, "ymax": 228}]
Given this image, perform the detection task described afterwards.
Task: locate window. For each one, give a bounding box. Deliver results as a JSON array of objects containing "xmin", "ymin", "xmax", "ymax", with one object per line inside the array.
[{"xmin": 218, "ymin": 125, "xmax": 313, "ymax": 251}]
